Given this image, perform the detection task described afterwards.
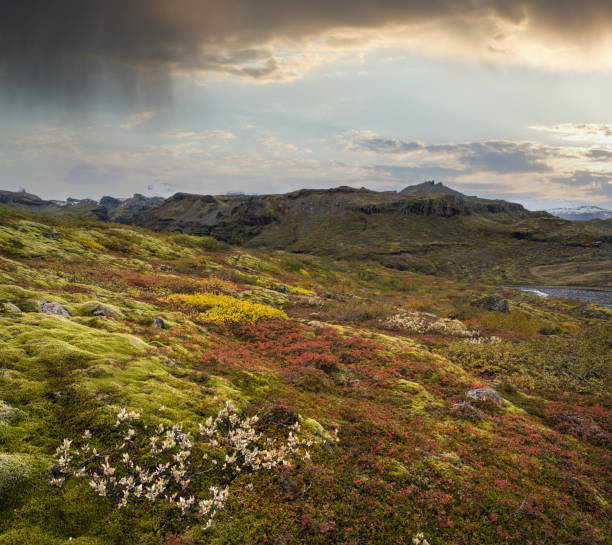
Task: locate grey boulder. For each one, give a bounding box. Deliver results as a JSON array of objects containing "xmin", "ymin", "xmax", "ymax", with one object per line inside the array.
[
  {"xmin": 40, "ymin": 300, "xmax": 71, "ymax": 317},
  {"xmin": 466, "ymin": 387, "xmax": 504, "ymax": 407}
]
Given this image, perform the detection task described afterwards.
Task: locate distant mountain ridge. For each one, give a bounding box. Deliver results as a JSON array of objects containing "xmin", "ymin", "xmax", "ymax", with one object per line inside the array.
[
  {"xmin": 1, "ymin": 183, "xmax": 611, "ymax": 284},
  {"xmin": 547, "ymin": 205, "xmax": 612, "ymax": 221}
]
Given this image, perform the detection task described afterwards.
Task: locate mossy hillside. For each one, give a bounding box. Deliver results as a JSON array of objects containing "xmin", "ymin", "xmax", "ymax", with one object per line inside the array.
[{"xmin": 0, "ymin": 210, "xmax": 609, "ymax": 544}]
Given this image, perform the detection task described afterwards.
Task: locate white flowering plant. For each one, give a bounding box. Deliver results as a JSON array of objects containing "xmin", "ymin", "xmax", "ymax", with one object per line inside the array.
[{"xmin": 51, "ymin": 400, "xmax": 328, "ymax": 532}]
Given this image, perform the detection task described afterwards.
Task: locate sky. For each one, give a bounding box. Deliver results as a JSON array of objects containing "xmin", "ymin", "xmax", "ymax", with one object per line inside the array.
[{"xmin": 1, "ymin": 1, "xmax": 611, "ymax": 210}]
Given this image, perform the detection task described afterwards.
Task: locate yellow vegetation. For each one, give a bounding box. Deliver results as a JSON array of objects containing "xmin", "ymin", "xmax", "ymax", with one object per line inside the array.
[{"xmin": 163, "ymin": 292, "xmax": 287, "ymax": 324}]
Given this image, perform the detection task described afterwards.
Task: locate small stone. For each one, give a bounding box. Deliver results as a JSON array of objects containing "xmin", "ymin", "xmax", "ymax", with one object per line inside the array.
[
  {"xmin": 466, "ymin": 387, "xmax": 504, "ymax": 407},
  {"xmin": 276, "ymin": 284, "xmax": 289, "ymax": 294},
  {"xmin": 153, "ymin": 317, "xmax": 166, "ymax": 329},
  {"xmin": 40, "ymin": 300, "xmax": 71, "ymax": 317}
]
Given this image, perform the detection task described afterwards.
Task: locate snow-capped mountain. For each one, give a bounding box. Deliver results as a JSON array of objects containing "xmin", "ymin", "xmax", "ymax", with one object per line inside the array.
[{"xmin": 547, "ymin": 205, "xmax": 612, "ymax": 221}]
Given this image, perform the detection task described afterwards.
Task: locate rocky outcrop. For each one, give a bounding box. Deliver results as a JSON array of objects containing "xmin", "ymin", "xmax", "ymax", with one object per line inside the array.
[
  {"xmin": 107, "ymin": 194, "xmax": 164, "ymax": 224},
  {"xmin": 466, "ymin": 387, "xmax": 505, "ymax": 407},
  {"xmin": 0, "ymin": 190, "xmax": 60, "ymax": 211},
  {"xmin": 400, "ymin": 180, "xmax": 466, "ymax": 197},
  {"xmin": 471, "ymin": 295, "xmax": 510, "ymax": 313}
]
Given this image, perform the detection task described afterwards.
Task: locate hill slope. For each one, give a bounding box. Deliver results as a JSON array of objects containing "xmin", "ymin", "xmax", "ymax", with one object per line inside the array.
[
  {"xmin": 0, "ymin": 207, "xmax": 610, "ymax": 544},
  {"xmin": 1, "ymin": 186, "xmax": 611, "ymax": 286}
]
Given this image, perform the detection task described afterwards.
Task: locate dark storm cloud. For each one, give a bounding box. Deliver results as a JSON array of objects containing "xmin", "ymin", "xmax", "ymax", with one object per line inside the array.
[{"xmin": 1, "ymin": 1, "xmax": 611, "ymax": 103}]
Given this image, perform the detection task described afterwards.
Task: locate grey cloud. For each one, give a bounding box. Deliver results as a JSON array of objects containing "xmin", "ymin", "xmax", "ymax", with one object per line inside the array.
[
  {"xmin": 350, "ymin": 134, "xmax": 556, "ymax": 174},
  {"xmin": 586, "ymin": 149, "xmax": 612, "ymax": 161},
  {"xmin": 440, "ymin": 141, "xmax": 552, "ymax": 174},
  {"xmin": 349, "ymin": 136, "xmax": 423, "ymax": 154},
  {"xmin": 551, "ymin": 170, "xmax": 612, "ymax": 198},
  {"xmin": 551, "ymin": 170, "xmax": 612, "ymax": 187},
  {"xmin": 2, "ymin": 1, "xmax": 612, "ymax": 104},
  {"xmin": 67, "ymin": 164, "xmax": 125, "ymax": 185}
]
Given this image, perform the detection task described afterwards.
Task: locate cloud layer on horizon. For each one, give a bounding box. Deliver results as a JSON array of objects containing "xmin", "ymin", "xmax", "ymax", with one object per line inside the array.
[
  {"xmin": 343, "ymin": 128, "xmax": 612, "ymax": 202},
  {"xmin": 2, "ymin": 120, "xmax": 611, "ymax": 208}
]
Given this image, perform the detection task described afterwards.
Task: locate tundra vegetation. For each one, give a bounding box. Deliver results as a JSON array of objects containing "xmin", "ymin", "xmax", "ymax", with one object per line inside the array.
[{"xmin": 0, "ymin": 206, "xmax": 610, "ymax": 544}]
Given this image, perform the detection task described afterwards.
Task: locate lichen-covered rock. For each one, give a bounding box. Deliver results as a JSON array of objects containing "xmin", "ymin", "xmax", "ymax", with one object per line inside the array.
[
  {"xmin": 0, "ymin": 302, "xmax": 22, "ymax": 314},
  {"xmin": 0, "ymin": 400, "xmax": 22, "ymax": 424},
  {"xmin": 466, "ymin": 387, "xmax": 504, "ymax": 406},
  {"xmin": 40, "ymin": 300, "xmax": 71, "ymax": 317},
  {"xmin": 471, "ymin": 295, "xmax": 510, "ymax": 313}
]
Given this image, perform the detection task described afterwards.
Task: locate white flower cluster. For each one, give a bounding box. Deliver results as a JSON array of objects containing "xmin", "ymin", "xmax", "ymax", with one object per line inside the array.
[
  {"xmin": 466, "ymin": 335, "xmax": 502, "ymax": 344},
  {"xmin": 413, "ymin": 532, "xmax": 431, "ymax": 545},
  {"xmin": 382, "ymin": 311, "xmax": 479, "ymax": 338},
  {"xmin": 51, "ymin": 401, "xmax": 326, "ymax": 531}
]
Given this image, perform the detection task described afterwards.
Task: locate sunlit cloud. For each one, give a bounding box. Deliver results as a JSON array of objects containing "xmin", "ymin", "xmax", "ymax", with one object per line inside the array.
[
  {"xmin": 162, "ymin": 130, "xmax": 236, "ymax": 140},
  {"xmin": 120, "ymin": 110, "xmax": 159, "ymax": 130},
  {"xmin": 530, "ymin": 123, "xmax": 612, "ymax": 145}
]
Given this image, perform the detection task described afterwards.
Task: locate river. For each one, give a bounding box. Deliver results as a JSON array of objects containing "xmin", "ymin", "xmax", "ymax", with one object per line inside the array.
[{"xmin": 507, "ymin": 286, "xmax": 612, "ymax": 308}]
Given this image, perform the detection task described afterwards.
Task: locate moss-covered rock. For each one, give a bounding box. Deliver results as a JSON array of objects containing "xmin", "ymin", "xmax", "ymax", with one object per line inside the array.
[
  {"xmin": 238, "ymin": 288, "xmax": 289, "ymax": 309},
  {"xmin": 0, "ymin": 303, "xmax": 21, "ymax": 315},
  {"xmin": 0, "ymin": 454, "xmax": 34, "ymax": 503},
  {"xmin": 73, "ymin": 301, "xmax": 125, "ymax": 318},
  {"xmin": 9, "ymin": 299, "xmax": 41, "ymax": 313}
]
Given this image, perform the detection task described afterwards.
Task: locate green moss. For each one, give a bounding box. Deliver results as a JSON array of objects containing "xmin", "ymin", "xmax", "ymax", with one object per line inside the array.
[
  {"xmin": 0, "ymin": 454, "xmax": 37, "ymax": 503},
  {"xmin": 238, "ymin": 288, "xmax": 289, "ymax": 309},
  {"xmin": 380, "ymin": 457, "xmax": 410, "ymax": 481},
  {"xmin": 0, "ymin": 284, "xmax": 40, "ymax": 301},
  {"xmin": 73, "ymin": 301, "xmax": 125, "ymax": 318},
  {"xmin": 76, "ymin": 357, "xmax": 203, "ymax": 425},
  {"xmin": 0, "ymin": 341, "xmax": 25, "ymax": 366},
  {"xmin": 0, "ymin": 527, "xmax": 63, "ymax": 545},
  {"xmin": 395, "ymin": 379, "xmax": 425, "ymax": 394},
  {"xmin": 206, "ymin": 375, "xmax": 248, "ymax": 406}
]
